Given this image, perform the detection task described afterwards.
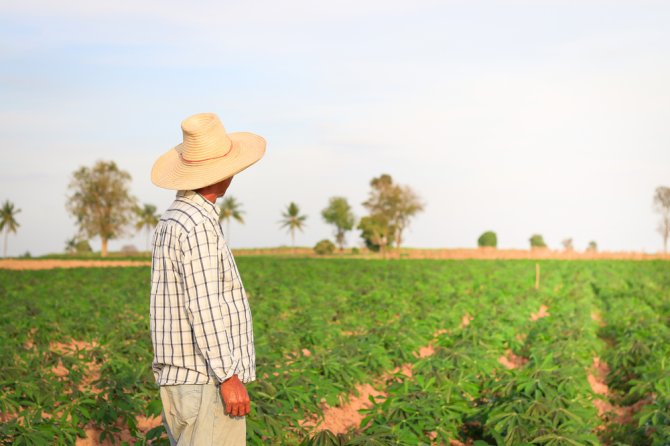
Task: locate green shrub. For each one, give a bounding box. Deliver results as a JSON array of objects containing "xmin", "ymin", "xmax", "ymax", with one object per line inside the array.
[
  {"xmin": 529, "ymin": 234, "xmax": 547, "ymax": 248},
  {"xmin": 351, "ymin": 247, "xmax": 360, "ymax": 255},
  {"xmin": 75, "ymin": 240, "xmax": 92, "ymax": 253},
  {"xmin": 314, "ymin": 239, "xmax": 336, "ymax": 255},
  {"xmin": 477, "ymin": 231, "xmax": 497, "ymax": 248}
]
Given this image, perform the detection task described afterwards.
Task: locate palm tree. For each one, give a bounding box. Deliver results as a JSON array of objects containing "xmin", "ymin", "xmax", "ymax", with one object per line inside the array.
[
  {"xmin": 219, "ymin": 196, "xmax": 245, "ymax": 245},
  {"xmin": 134, "ymin": 204, "xmax": 160, "ymax": 252},
  {"xmin": 279, "ymin": 202, "xmax": 307, "ymax": 252},
  {"xmin": 0, "ymin": 200, "xmax": 21, "ymax": 258}
]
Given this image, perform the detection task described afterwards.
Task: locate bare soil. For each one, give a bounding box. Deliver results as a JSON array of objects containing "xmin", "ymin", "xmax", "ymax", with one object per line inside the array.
[
  {"xmin": 1, "ymin": 248, "xmax": 667, "ymax": 271},
  {"xmin": 0, "ymin": 259, "xmax": 150, "ymax": 270},
  {"xmin": 587, "ymin": 356, "xmax": 653, "ymax": 425},
  {"xmin": 235, "ymin": 247, "xmax": 670, "ymax": 260},
  {"xmin": 498, "ymin": 349, "xmax": 529, "ymax": 370},
  {"xmin": 530, "ymin": 305, "xmax": 550, "ymax": 321}
]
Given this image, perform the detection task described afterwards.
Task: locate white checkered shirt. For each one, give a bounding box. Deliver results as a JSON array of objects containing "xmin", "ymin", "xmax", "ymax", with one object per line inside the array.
[{"xmin": 150, "ymin": 190, "xmax": 256, "ymax": 385}]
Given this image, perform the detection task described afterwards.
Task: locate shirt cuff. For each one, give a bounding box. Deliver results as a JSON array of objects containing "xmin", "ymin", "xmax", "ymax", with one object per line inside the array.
[{"xmin": 210, "ymin": 356, "xmax": 241, "ymax": 383}]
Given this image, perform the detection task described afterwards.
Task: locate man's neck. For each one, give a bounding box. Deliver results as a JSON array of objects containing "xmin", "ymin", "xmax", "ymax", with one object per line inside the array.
[{"xmin": 198, "ymin": 191, "xmax": 219, "ymax": 203}]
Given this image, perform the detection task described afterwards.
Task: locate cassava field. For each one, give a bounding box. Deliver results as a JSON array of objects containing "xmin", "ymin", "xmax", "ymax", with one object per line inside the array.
[{"xmin": 0, "ymin": 258, "xmax": 669, "ymax": 446}]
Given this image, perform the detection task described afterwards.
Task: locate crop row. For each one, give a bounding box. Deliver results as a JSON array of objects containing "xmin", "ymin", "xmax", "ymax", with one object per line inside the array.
[{"xmin": 0, "ymin": 259, "xmax": 668, "ymax": 445}]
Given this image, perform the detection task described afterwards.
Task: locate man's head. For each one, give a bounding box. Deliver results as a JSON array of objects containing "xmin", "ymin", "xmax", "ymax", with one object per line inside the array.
[
  {"xmin": 195, "ymin": 176, "xmax": 233, "ymax": 203},
  {"xmin": 151, "ymin": 113, "xmax": 265, "ymax": 191}
]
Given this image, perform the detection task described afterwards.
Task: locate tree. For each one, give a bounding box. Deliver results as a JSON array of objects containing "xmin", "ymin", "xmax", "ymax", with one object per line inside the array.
[
  {"xmin": 65, "ymin": 237, "xmax": 77, "ymax": 254},
  {"xmin": 561, "ymin": 238, "xmax": 574, "ymax": 251},
  {"xmin": 219, "ymin": 196, "xmax": 244, "ymax": 245},
  {"xmin": 653, "ymin": 186, "xmax": 670, "ymax": 253},
  {"xmin": 314, "ymin": 239, "xmax": 336, "ymax": 255},
  {"xmin": 358, "ymin": 213, "xmax": 393, "ymax": 254},
  {"xmin": 361, "ymin": 174, "xmax": 424, "ymax": 251},
  {"xmin": 477, "ymin": 231, "xmax": 497, "ymax": 248},
  {"xmin": 529, "ymin": 234, "xmax": 547, "ymax": 249},
  {"xmin": 135, "ymin": 203, "xmax": 160, "ymax": 252},
  {"xmin": 0, "ymin": 200, "xmax": 21, "ymax": 258},
  {"xmin": 66, "ymin": 160, "xmax": 137, "ymax": 257},
  {"xmin": 321, "ymin": 197, "xmax": 355, "ymax": 251},
  {"xmin": 65, "ymin": 237, "xmax": 92, "ymax": 254},
  {"xmin": 586, "ymin": 241, "xmax": 598, "ymax": 253},
  {"xmin": 279, "ymin": 202, "xmax": 307, "ymax": 251}
]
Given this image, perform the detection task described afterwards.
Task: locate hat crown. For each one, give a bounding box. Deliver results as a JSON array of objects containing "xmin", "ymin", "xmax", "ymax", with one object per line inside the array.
[{"xmin": 179, "ymin": 113, "xmax": 232, "ymax": 162}]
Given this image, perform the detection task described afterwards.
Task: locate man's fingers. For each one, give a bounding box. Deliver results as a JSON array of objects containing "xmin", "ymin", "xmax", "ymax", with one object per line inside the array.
[
  {"xmin": 245, "ymin": 400, "xmax": 251, "ymax": 416},
  {"xmin": 225, "ymin": 401, "xmax": 233, "ymax": 415}
]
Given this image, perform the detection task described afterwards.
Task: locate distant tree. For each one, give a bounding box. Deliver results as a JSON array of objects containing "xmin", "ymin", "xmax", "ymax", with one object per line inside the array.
[
  {"xmin": 219, "ymin": 196, "xmax": 244, "ymax": 245},
  {"xmin": 586, "ymin": 241, "xmax": 598, "ymax": 252},
  {"xmin": 358, "ymin": 213, "xmax": 393, "ymax": 254},
  {"xmin": 135, "ymin": 203, "xmax": 160, "ymax": 252},
  {"xmin": 279, "ymin": 202, "xmax": 307, "ymax": 251},
  {"xmin": 394, "ymin": 185, "xmax": 425, "ymax": 247},
  {"xmin": 477, "ymin": 231, "xmax": 497, "ymax": 248},
  {"xmin": 65, "ymin": 237, "xmax": 77, "ymax": 254},
  {"xmin": 0, "ymin": 200, "xmax": 21, "ymax": 258},
  {"xmin": 361, "ymin": 174, "xmax": 424, "ymax": 251},
  {"xmin": 561, "ymin": 238, "xmax": 574, "ymax": 251},
  {"xmin": 653, "ymin": 186, "xmax": 670, "ymax": 253},
  {"xmin": 65, "ymin": 237, "xmax": 93, "ymax": 254},
  {"xmin": 75, "ymin": 240, "xmax": 92, "ymax": 253},
  {"xmin": 66, "ymin": 160, "xmax": 137, "ymax": 257},
  {"xmin": 321, "ymin": 197, "xmax": 355, "ymax": 251},
  {"xmin": 529, "ymin": 234, "xmax": 547, "ymax": 249},
  {"xmin": 121, "ymin": 244, "xmax": 138, "ymax": 255},
  {"xmin": 313, "ymin": 239, "xmax": 336, "ymax": 255}
]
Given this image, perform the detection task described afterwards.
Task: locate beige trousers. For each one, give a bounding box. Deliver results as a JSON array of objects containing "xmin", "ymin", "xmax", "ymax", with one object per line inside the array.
[{"xmin": 160, "ymin": 383, "xmax": 246, "ymax": 446}]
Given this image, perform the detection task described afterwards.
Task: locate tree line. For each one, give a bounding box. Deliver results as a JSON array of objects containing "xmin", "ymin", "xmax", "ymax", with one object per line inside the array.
[
  {"xmin": 476, "ymin": 230, "xmax": 598, "ymax": 252},
  {"xmin": 2, "ymin": 161, "xmax": 670, "ymax": 257},
  {"xmin": 60, "ymin": 162, "xmax": 427, "ymax": 257}
]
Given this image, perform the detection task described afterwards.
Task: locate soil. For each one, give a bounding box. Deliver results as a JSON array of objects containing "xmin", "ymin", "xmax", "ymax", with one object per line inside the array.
[
  {"xmin": 1, "ymin": 247, "xmax": 668, "ymax": 271},
  {"xmin": 301, "ymin": 383, "xmax": 385, "ymax": 434},
  {"xmin": 460, "ymin": 313, "xmax": 474, "ymax": 328},
  {"xmin": 591, "ymin": 311, "xmax": 606, "ymax": 327},
  {"xmin": 530, "ymin": 305, "xmax": 550, "ymax": 321},
  {"xmin": 0, "ymin": 259, "xmax": 150, "ymax": 270},
  {"xmin": 498, "ymin": 349, "xmax": 529, "ymax": 370},
  {"xmin": 49, "ymin": 339, "xmax": 103, "ymax": 395},
  {"xmin": 587, "ymin": 356, "xmax": 653, "ymax": 426}
]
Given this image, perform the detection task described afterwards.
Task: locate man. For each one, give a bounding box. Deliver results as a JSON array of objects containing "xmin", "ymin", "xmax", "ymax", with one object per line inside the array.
[{"xmin": 149, "ymin": 112, "xmax": 266, "ymax": 445}]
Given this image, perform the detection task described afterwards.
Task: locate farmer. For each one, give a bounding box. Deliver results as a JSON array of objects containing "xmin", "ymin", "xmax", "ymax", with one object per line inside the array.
[{"xmin": 149, "ymin": 112, "xmax": 266, "ymax": 445}]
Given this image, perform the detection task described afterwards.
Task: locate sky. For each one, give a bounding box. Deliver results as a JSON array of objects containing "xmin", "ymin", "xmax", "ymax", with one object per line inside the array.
[{"xmin": 1, "ymin": 0, "xmax": 669, "ymax": 256}]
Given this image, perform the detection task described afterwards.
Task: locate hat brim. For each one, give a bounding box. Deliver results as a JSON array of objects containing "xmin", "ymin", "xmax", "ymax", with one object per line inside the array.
[{"xmin": 151, "ymin": 132, "xmax": 266, "ymax": 190}]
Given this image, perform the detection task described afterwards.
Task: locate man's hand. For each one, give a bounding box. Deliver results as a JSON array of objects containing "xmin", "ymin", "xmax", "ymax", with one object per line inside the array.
[{"xmin": 219, "ymin": 374, "xmax": 250, "ymax": 417}]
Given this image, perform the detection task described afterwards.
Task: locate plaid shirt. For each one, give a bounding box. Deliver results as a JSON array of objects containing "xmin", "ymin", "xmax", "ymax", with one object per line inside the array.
[{"xmin": 150, "ymin": 190, "xmax": 256, "ymax": 385}]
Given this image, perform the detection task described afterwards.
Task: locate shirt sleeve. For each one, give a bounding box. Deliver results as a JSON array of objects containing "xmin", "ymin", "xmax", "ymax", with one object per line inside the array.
[{"xmin": 181, "ymin": 219, "xmax": 239, "ymax": 383}]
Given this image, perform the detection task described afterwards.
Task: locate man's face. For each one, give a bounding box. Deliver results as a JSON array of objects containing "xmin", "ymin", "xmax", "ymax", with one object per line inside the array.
[{"xmin": 215, "ymin": 176, "xmax": 234, "ymax": 198}]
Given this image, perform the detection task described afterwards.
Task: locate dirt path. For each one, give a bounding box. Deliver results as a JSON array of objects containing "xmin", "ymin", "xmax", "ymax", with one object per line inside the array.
[
  {"xmin": 0, "ymin": 259, "xmax": 150, "ymax": 270},
  {"xmin": 1, "ymin": 248, "xmax": 668, "ymax": 271},
  {"xmin": 587, "ymin": 310, "xmax": 653, "ymax": 439}
]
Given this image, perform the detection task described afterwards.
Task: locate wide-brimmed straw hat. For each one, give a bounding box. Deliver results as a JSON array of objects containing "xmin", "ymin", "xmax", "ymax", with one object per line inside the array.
[{"xmin": 151, "ymin": 113, "xmax": 266, "ymax": 190}]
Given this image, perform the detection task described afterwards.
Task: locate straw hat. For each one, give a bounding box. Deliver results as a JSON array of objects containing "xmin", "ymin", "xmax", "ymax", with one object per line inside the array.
[{"xmin": 151, "ymin": 113, "xmax": 266, "ymax": 190}]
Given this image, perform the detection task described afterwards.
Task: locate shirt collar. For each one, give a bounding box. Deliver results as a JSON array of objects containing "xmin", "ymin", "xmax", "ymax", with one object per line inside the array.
[{"xmin": 176, "ymin": 190, "xmax": 221, "ymax": 220}]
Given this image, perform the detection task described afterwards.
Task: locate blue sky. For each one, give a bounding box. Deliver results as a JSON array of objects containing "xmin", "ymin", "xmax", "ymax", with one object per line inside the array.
[{"xmin": 1, "ymin": 0, "xmax": 669, "ymax": 255}]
